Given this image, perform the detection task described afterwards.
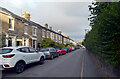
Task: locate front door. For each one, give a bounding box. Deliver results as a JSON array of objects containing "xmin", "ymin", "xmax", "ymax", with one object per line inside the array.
[
  {"xmin": 8, "ymin": 39, "xmax": 12, "ymax": 47},
  {"xmin": 32, "ymin": 40, "xmax": 36, "ymax": 49},
  {"xmin": 17, "ymin": 41, "xmax": 20, "ymax": 46}
]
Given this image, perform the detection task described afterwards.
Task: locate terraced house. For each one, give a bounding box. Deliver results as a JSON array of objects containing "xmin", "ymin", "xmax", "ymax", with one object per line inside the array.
[{"xmin": 0, "ymin": 7, "xmax": 76, "ymax": 49}]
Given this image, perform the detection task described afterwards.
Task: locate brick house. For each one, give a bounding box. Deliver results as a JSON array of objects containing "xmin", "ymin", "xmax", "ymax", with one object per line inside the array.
[{"xmin": 0, "ymin": 7, "xmax": 75, "ymax": 49}]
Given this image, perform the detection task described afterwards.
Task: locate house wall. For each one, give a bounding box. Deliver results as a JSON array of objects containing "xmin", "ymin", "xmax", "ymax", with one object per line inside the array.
[{"xmin": 0, "ymin": 9, "xmax": 72, "ymax": 48}]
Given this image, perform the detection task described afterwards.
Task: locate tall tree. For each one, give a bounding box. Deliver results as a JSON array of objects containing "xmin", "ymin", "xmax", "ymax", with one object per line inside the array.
[{"xmin": 85, "ymin": 2, "xmax": 120, "ymax": 67}]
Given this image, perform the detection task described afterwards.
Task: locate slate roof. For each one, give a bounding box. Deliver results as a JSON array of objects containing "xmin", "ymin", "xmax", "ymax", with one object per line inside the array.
[{"xmin": 0, "ymin": 7, "xmax": 72, "ymax": 40}]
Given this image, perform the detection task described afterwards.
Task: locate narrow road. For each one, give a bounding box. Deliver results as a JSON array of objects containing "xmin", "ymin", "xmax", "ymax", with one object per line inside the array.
[{"xmin": 2, "ymin": 48, "xmax": 104, "ymax": 77}]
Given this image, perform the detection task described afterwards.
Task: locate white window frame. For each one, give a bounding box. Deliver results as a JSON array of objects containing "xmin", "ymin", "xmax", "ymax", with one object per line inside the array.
[
  {"xmin": 42, "ymin": 29, "xmax": 45, "ymax": 38},
  {"xmin": 61, "ymin": 36, "xmax": 63, "ymax": 43},
  {"xmin": 24, "ymin": 23, "xmax": 28, "ymax": 34},
  {"xmin": 59, "ymin": 35, "xmax": 60, "ymax": 41},
  {"xmin": 50, "ymin": 32, "xmax": 52, "ymax": 39},
  {"xmin": 52, "ymin": 33, "xmax": 54, "ymax": 40},
  {"xmin": 32, "ymin": 26, "xmax": 37, "ymax": 36},
  {"xmin": 56, "ymin": 34, "xmax": 57, "ymax": 42},
  {"xmin": 32, "ymin": 37, "xmax": 37, "ymax": 49},
  {"xmin": 47, "ymin": 31, "xmax": 49, "ymax": 38},
  {"xmin": 8, "ymin": 16, "xmax": 14, "ymax": 31},
  {"xmin": 6, "ymin": 35, "xmax": 16, "ymax": 47}
]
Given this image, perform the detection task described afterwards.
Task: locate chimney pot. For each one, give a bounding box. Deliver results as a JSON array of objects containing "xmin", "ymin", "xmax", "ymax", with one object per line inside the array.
[
  {"xmin": 45, "ymin": 24, "xmax": 48, "ymax": 28},
  {"xmin": 22, "ymin": 12, "xmax": 30, "ymax": 21},
  {"xmin": 58, "ymin": 30, "xmax": 62, "ymax": 34},
  {"xmin": 49, "ymin": 25, "xmax": 52, "ymax": 30}
]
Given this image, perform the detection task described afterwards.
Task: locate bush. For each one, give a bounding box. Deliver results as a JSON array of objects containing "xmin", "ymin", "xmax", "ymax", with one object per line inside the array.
[{"xmin": 40, "ymin": 38, "xmax": 65, "ymax": 49}]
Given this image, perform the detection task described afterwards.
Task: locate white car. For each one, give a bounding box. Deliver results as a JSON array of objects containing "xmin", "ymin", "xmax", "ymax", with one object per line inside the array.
[
  {"xmin": 71, "ymin": 47, "xmax": 75, "ymax": 51},
  {"xmin": 0, "ymin": 46, "xmax": 45, "ymax": 74}
]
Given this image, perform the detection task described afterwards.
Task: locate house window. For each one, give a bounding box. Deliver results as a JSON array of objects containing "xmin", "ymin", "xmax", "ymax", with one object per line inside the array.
[
  {"xmin": 24, "ymin": 24, "xmax": 27, "ymax": 34},
  {"xmin": 59, "ymin": 36, "xmax": 60, "ymax": 43},
  {"xmin": 42, "ymin": 29, "xmax": 45, "ymax": 37},
  {"xmin": 47, "ymin": 31, "xmax": 49, "ymax": 38},
  {"xmin": 61, "ymin": 36, "xmax": 62, "ymax": 43},
  {"xmin": 56, "ymin": 34, "xmax": 57, "ymax": 42},
  {"xmin": 33, "ymin": 27, "xmax": 37, "ymax": 36},
  {"xmin": 9, "ymin": 17, "xmax": 14, "ymax": 30},
  {"xmin": 51, "ymin": 32, "xmax": 52, "ymax": 39}
]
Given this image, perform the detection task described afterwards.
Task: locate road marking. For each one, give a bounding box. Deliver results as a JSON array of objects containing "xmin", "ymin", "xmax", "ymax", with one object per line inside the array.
[{"xmin": 80, "ymin": 53, "xmax": 84, "ymax": 79}]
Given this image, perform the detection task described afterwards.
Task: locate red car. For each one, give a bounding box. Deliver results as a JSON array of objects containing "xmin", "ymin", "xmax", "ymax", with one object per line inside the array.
[
  {"xmin": 68, "ymin": 47, "xmax": 72, "ymax": 52},
  {"xmin": 56, "ymin": 48, "xmax": 66, "ymax": 55},
  {"xmin": 62, "ymin": 47, "xmax": 72, "ymax": 53}
]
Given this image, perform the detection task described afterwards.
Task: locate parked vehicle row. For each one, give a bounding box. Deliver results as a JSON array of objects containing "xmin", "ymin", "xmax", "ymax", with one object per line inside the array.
[
  {"xmin": 40, "ymin": 46, "xmax": 80, "ymax": 60},
  {"xmin": 40, "ymin": 48, "xmax": 59, "ymax": 60},
  {"xmin": 0, "ymin": 46, "xmax": 80, "ymax": 74},
  {"xmin": 56, "ymin": 48, "xmax": 66, "ymax": 56}
]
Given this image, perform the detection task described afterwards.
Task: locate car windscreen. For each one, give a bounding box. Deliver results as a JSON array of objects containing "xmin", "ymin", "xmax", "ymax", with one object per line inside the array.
[
  {"xmin": 40, "ymin": 48, "xmax": 49, "ymax": 52},
  {"xmin": 63, "ymin": 47, "xmax": 68, "ymax": 49},
  {"xmin": 0, "ymin": 48, "xmax": 13, "ymax": 54},
  {"xmin": 62, "ymin": 48, "xmax": 65, "ymax": 49},
  {"xmin": 56, "ymin": 48, "xmax": 61, "ymax": 50}
]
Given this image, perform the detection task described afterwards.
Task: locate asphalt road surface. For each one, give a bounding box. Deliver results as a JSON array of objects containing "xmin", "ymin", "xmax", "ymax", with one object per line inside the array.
[{"xmin": 2, "ymin": 48, "xmax": 104, "ymax": 77}]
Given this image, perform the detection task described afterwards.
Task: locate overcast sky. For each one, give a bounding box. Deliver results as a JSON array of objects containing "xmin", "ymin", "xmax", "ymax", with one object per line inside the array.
[{"xmin": 0, "ymin": 0, "xmax": 93, "ymax": 42}]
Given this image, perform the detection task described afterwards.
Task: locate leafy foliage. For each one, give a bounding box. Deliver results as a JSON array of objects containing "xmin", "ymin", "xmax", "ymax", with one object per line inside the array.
[
  {"xmin": 84, "ymin": 2, "xmax": 120, "ymax": 67},
  {"xmin": 40, "ymin": 38, "xmax": 65, "ymax": 48},
  {"xmin": 65, "ymin": 43, "xmax": 75, "ymax": 47}
]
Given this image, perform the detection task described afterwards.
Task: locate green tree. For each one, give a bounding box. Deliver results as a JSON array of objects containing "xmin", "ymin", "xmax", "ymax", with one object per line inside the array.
[
  {"xmin": 40, "ymin": 38, "xmax": 65, "ymax": 49},
  {"xmin": 85, "ymin": 2, "xmax": 120, "ymax": 67},
  {"xmin": 41, "ymin": 38, "xmax": 56, "ymax": 48}
]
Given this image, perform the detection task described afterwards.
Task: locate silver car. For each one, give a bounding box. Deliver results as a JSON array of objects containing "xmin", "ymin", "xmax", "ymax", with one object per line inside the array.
[{"xmin": 40, "ymin": 47, "xmax": 59, "ymax": 60}]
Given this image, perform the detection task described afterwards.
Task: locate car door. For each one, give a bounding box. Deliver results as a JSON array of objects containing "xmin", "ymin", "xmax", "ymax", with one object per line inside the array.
[
  {"xmin": 49, "ymin": 48, "xmax": 53, "ymax": 56},
  {"xmin": 17, "ymin": 47, "xmax": 31, "ymax": 64},
  {"xmin": 28, "ymin": 47, "xmax": 40, "ymax": 62},
  {"xmin": 53, "ymin": 48, "xmax": 57, "ymax": 56}
]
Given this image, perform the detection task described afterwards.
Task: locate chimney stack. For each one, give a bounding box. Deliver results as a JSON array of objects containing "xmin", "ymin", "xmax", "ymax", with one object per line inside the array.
[
  {"xmin": 22, "ymin": 12, "xmax": 30, "ymax": 21},
  {"xmin": 49, "ymin": 25, "xmax": 52, "ymax": 30},
  {"xmin": 45, "ymin": 24, "xmax": 48, "ymax": 29},
  {"xmin": 58, "ymin": 30, "xmax": 62, "ymax": 34}
]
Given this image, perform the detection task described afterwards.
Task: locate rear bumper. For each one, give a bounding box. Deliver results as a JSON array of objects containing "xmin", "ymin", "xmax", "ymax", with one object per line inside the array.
[
  {"xmin": 0, "ymin": 61, "xmax": 15, "ymax": 69},
  {"xmin": 0, "ymin": 65, "xmax": 13, "ymax": 70}
]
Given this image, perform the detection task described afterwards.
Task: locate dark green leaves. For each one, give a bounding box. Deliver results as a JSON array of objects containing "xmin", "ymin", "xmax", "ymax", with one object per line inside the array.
[{"xmin": 85, "ymin": 2, "xmax": 120, "ymax": 67}]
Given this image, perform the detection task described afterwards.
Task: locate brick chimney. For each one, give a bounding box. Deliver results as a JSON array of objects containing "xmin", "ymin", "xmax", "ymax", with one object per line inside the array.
[
  {"xmin": 22, "ymin": 12, "xmax": 30, "ymax": 21},
  {"xmin": 45, "ymin": 24, "xmax": 48, "ymax": 29},
  {"xmin": 58, "ymin": 30, "xmax": 62, "ymax": 34},
  {"xmin": 49, "ymin": 25, "xmax": 52, "ymax": 30}
]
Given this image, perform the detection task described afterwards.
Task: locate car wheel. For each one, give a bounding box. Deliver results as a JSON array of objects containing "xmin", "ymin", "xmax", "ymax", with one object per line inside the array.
[
  {"xmin": 57, "ymin": 53, "xmax": 59, "ymax": 57},
  {"xmin": 39, "ymin": 57, "xmax": 44, "ymax": 65},
  {"xmin": 51, "ymin": 54, "xmax": 54, "ymax": 60},
  {"xmin": 14, "ymin": 61, "xmax": 25, "ymax": 74}
]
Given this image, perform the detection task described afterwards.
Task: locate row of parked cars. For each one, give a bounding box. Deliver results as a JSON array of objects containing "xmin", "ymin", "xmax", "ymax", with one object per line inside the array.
[{"xmin": 0, "ymin": 46, "xmax": 81, "ymax": 74}]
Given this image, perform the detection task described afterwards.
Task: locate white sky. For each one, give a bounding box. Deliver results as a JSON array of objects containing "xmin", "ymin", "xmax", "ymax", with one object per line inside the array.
[{"xmin": 0, "ymin": 0, "xmax": 94, "ymax": 42}]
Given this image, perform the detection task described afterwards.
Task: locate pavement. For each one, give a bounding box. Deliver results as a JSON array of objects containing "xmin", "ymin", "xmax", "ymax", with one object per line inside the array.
[{"xmin": 2, "ymin": 48, "xmax": 104, "ymax": 78}]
